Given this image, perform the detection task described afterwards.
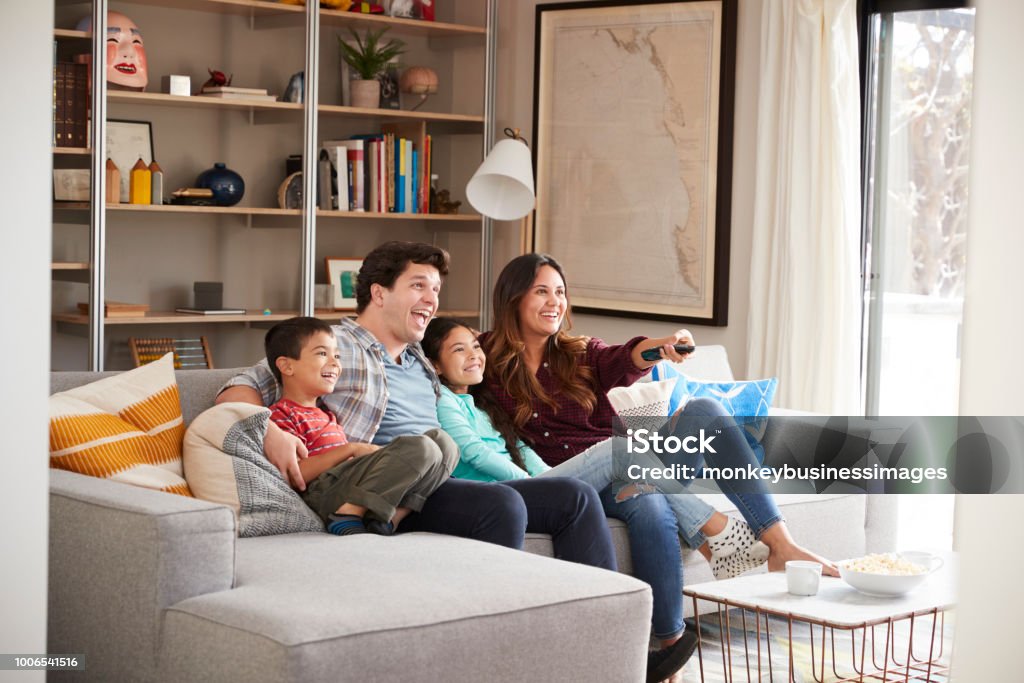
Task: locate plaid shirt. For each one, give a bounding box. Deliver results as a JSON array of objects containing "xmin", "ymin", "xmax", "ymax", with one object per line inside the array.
[
  {"xmin": 221, "ymin": 318, "xmax": 441, "ymax": 444},
  {"xmin": 479, "ymin": 334, "xmax": 651, "ymax": 467}
]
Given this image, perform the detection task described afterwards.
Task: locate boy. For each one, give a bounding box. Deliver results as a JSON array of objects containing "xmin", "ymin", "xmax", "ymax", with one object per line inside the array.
[{"xmin": 265, "ymin": 316, "xmax": 458, "ymax": 535}]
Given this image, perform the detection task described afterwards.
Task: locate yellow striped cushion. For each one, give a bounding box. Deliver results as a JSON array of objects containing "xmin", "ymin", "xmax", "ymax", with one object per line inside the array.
[{"xmin": 49, "ymin": 353, "xmax": 192, "ymax": 497}]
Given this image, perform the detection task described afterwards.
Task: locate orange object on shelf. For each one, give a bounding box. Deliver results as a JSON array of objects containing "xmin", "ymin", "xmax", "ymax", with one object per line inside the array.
[
  {"xmin": 77, "ymin": 300, "xmax": 150, "ymax": 318},
  {"xmin": 129, "ymin": 157, "xmax": 151, "ymax": 204}
]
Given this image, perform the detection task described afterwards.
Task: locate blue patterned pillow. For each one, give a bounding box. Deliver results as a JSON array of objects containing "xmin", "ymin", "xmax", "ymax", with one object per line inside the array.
[{"xmin": 652, "ymin": 363, "xmax": 778, "ymax": 464}]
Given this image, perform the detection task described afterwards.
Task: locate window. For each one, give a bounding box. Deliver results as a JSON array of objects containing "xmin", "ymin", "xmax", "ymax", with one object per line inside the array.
[{"xmin": 860, "ymin": 2, "xmax": 975, "ymax": 417}]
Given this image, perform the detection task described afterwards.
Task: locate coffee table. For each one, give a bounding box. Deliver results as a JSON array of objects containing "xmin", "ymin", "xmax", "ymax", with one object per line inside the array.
[{"xmin": 682, "ymin": 552, "xmax": 956, "ymax": 682}]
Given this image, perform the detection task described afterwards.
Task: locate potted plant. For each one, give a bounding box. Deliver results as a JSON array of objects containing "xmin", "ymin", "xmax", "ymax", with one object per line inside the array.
[{"xmin": 339, "ymin": 27, "xmax": 406, "ymax": 109}]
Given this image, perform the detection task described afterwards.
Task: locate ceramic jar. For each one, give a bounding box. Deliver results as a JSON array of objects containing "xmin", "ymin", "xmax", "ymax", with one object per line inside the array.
[{"xmin": 196, "ymin": 162, "xmax": 245, "ymax": 206}]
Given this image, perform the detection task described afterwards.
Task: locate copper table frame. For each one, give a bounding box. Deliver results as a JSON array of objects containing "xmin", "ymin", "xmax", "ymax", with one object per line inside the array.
[{"xmin": 683, "ymin": 592, "xmax": 953, "ymax": 682}]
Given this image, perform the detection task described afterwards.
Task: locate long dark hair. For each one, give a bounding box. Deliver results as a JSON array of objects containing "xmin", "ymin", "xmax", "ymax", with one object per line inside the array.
[
  {"xmin": 483, "ymin": 253, "xmax": 596, "ymax": 428},
  {"xmin": 422, "ymin": 317, "xmax": 528, "ymax": 472}
]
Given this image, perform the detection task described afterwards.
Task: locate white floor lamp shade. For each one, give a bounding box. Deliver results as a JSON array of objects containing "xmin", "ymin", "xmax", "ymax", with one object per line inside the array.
[{"xmin": 466, "ymin": 137, "xmax": 535, "ymax": 220}]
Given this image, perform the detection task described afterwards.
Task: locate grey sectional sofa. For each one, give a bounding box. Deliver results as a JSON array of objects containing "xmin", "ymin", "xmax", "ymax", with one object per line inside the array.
[{"xmin": 48, "ymin": 349, "xmax": 896, "ymax": 682}]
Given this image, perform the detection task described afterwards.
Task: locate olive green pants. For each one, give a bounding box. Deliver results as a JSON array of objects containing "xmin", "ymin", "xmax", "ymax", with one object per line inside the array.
[{"xmin": 301, "ymin": 428, "xmax": 459, "ymax": 523}]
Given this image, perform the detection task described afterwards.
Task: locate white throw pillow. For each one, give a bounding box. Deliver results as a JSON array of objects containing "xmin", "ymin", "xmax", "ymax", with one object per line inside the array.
[
  {"xmin": 607, "ymin": 378, "xmax": 677, "ymax": 417},
  {"xmin": 184, "ymin": 402, "xmax": 323, "ymax": 537}
]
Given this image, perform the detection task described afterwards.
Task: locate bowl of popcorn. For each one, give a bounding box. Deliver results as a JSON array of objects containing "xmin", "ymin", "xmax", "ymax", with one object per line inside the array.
[{"xmin": 838, "ymin": 552, "xmax": 943, "ymax": 597}]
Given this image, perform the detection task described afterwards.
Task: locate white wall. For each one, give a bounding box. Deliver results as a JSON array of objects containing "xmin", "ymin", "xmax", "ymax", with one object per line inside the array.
[
  {"xmin": 493, "ymin": 0, "xmax": 760, "ymax": 377},
  {"xmin": 952, "ymin": 0, "xmax": 1024, "ymax": 679},
  {"xmin": 0, "ymin": 4, "xmax": 53, "ymax": 680}
]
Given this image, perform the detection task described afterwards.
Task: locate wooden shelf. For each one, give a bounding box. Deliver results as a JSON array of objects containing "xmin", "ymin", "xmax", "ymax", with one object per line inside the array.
[
  {"xmin": 319, "ymin": 8, "xmax": 485, "ymax": 38},
  {"xmin": 315, "ymin": 309, "xmax": 480, "ymax": 321},
  {"xmin": 52, "ymin": 262, "xmax": 90, "ymax": 283},
  {"xmin": 56, "ymin": 1, "xmax": 482, "ymax": 34},
  {"xmin": 316, "ymin": 210, "xmax": 481, "ymax": 222},
  {"xmin": 53, "ymin": 146, "xmax": 91, "ymax": 156},
  {"xmin": 55, "ymin": 308, "xmax": 480, "ymax": 325},
  {"xmin": 54, "ymin": 28, "xmax": 91, "ymax": 40},
  {"xmin": 74, "ymin": 0, "xmax": 305, "ymax": 18},
  {"xmin": 107, "ymin": 204, "xmax": 300, "ymax": 217},
  {"xmin": 109, "ymin": 90, "xmax": 303, "ymax": 112},
  {"xmin": 105, "ymin": 92, "xmax": 481, "ymax": 130},
  {"xmin": 58, "ymin": 203, "xmax": 478, "ymax": 222},
  {"xmin": 318, "ymin": 104, "xmax": 483, "ymax": 132},
  {"xmin": 54, "ymin": 310, "xmax": 300, "ymax": 325}
]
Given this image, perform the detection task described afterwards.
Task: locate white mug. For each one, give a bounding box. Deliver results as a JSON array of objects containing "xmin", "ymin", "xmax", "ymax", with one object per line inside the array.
[{"xmin": 786, "ymin": 560, "xmax": 822, "ymax": 596}]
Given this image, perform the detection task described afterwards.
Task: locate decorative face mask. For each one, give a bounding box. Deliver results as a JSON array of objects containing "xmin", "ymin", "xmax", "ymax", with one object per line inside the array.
[{"xmin": 104, "ymin": 11, "xmax": 148, "ymax": 90}]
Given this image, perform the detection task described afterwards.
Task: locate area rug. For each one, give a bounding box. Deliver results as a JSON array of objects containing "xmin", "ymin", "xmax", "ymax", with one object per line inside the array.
[{"xmin": 679, "ymin": 608, "xmax": 955, "ymax": 682}]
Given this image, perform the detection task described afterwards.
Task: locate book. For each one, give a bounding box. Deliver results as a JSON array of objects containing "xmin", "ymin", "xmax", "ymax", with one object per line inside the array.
[
  {"xmin": 321, "ymin": 141, "xmax": 350, "ymax": 211},
  {"xmin": 197, "ymin": 92, "xmax": 277, "ymax": 102},
  {"xmin": 69, "ymin": 62, "xmax": 89, "ymax": 147},
  {"xmin": 54, "ymin": 62, "xmax": 67, "ymax": 146},
  {"xmin": 396, "ymin": 138, "xmax": 405, "ymax": 213},
  {"xmin": 201, "ymin": 85, "xmax": 268, "ymax": 95},
  {"xmin": 346, "ymin": 139, "xmax": 365, "ymax": 211},
  {"xmin": 77, "ymin": 301, "xmax": 150, "ymax": 318},
  {"xmin": 318, "ymin": 149, "xmax": 333, "ymax": 211},
  {"xmin": 174, "ymin": 307, "xmax": 247, "ymax": 315},
  {"xmin": 403, "ymin": 137, "xmax": 411, "ymax": 211},
  {"xmin": 411, "ymin": 149, "xmax": 418, "ymax": 214}
]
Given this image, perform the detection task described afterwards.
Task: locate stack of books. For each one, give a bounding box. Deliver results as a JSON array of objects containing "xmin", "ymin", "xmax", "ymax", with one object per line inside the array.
[
  {"xmin": 197, "ymin": 86, "xmax": 276, "ymax": 102},
  {"xmin": 77, "ymin": 301, "xmax": 150, "ymax": 318},
  {"xmin": 54, "ymin": 60, "xmax": 89, "ymax": 147},
  {"xmin": 320, "ymin": 123, "xmax": 432, "ymax": 214}
]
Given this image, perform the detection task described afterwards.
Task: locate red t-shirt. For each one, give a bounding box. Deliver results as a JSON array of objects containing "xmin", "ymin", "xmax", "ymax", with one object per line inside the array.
[{"xmin": 269, "ymin": 398, "xmax": 348, "ymax": 457}]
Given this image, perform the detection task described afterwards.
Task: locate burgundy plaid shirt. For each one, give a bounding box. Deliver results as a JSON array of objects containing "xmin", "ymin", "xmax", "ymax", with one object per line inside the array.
[{"xmin": 479, "ymin": 334, "xmax": 651, "ymax": 467}]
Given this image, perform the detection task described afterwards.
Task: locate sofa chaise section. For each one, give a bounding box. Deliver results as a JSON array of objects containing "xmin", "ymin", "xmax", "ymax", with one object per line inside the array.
[{"xmin": 160, "ymin": 533, "xmax": 652, "ymax": 682}]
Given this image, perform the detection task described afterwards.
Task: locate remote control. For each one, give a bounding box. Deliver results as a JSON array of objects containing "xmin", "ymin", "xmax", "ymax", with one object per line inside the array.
[{"xmin": 641, "ymin": 344, "xmax": 696, "ymax": 361}]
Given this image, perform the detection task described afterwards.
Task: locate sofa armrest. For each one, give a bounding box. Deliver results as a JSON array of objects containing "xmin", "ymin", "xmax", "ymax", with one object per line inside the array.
[{"xmin": 48, "ymin": 470, "xmax": 236, "ymax": 682}]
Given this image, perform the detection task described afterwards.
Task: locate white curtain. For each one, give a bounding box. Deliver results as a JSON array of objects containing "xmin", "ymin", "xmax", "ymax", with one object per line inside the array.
[{"xmin": 746, "ymin": 0, "xmax": 862, "ymax": 413}]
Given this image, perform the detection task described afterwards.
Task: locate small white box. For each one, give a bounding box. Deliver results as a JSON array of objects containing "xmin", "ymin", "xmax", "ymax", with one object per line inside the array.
[{"xmin": 162, "ymin": 74, "xmax": 191, "ymax": 97}]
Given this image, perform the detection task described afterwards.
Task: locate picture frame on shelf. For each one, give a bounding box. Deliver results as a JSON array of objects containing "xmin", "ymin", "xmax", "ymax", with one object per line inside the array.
[
  {"xmin": 107, "ymin": 119, "xmax": 154, "ymax": 203},
  {"xmin": 532, "ymin": 0, "xmax": 736, "ymax": 325},
  {"xmin": 53, "ymin": 169, "xmax": 91, "ymax": 201},
  {"xmin": 326, "ymin": 257, "xmax": 363, "ymax": 311}
]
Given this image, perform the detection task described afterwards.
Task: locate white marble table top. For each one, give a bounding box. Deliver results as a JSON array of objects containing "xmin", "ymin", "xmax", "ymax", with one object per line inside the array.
[{"xmin": 684, "ymin": 551, "xmax": 957, "ymax": 627}]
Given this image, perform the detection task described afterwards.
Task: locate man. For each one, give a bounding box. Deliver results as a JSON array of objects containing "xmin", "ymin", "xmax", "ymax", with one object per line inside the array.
[{"xmin": 217, "ymin": 241, "xmax": 615, "ymax": 560}]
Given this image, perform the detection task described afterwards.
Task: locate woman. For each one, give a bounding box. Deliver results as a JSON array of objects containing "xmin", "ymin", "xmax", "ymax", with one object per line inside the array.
[{"xmin": 478, "ymin": 254, "xmax": 837, "ymax": 638}]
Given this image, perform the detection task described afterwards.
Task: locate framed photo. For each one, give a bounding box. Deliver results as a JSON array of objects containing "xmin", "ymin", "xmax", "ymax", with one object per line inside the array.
[
  {"xmin": 53, "ymin": 169, "xmax": 91, "ymax": 201},
  {"xmin": 107, "ymin": 119, "xmax": 154, "ymax": 202},
  {"xmin": 326, "ymin": 257, "xmax": 363, "ymax": 311},
  {"xmin": 532, "ymin": 0, "xmax": 736, "ymax": 324}
]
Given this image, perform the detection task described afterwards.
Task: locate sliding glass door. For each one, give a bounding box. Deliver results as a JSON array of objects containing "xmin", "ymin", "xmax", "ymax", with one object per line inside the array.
[{"xmin": 861, "ymin": 4, "xmax": 975, "ymax": 416}]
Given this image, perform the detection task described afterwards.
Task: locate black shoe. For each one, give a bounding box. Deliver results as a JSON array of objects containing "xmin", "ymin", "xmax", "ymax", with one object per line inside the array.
[
  {"xmin": 646, "ymin": 630, "xmax": 699, "ymax": 683},
  {"xmin": 365, "ymin": 518, "xmax": 395, "ymax": 536}
]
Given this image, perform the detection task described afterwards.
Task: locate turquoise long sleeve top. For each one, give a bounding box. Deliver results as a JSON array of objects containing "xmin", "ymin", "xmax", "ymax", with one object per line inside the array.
[{"xmin": 436, "ymin": 385, "xmax": 551, "ymax": 481}]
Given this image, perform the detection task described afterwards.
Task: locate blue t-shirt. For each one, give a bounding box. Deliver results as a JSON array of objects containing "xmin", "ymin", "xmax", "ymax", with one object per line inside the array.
[{"xmin": 373, "ymin": 347, "xmax": 441, "ymax": 445}]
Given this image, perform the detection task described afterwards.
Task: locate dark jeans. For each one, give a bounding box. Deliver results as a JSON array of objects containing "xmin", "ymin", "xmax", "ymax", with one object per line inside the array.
[
  {"xmin": 600, "ymin": 485, "xmax": 683, "ymax": 641},
  {"xmin": 401, "ymin": 476, "xmax": 616, "ymax": 571}
]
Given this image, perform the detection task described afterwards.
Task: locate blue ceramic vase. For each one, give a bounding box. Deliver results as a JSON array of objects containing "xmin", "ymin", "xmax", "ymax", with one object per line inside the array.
[{"xmin": 196, "ymin": 163, "xmax": 245, "ymax": 206}]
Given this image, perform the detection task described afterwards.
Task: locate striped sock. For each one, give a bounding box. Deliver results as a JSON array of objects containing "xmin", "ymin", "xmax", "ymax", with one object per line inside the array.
[{"xmin": 327, "ymin": 514, "xmax": 367, "ymax": 536}]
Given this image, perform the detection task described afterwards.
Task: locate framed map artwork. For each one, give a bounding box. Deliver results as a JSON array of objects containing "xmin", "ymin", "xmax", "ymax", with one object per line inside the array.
[{"xmin": 532, "ymin": 0, "xmax": 736, "ymax": 324}]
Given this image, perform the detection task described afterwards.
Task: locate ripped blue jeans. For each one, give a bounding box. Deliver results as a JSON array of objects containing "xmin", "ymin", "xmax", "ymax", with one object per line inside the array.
[{"xmin": 537, "ymin": 436, "xmax": 717, "ymax": 548}]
